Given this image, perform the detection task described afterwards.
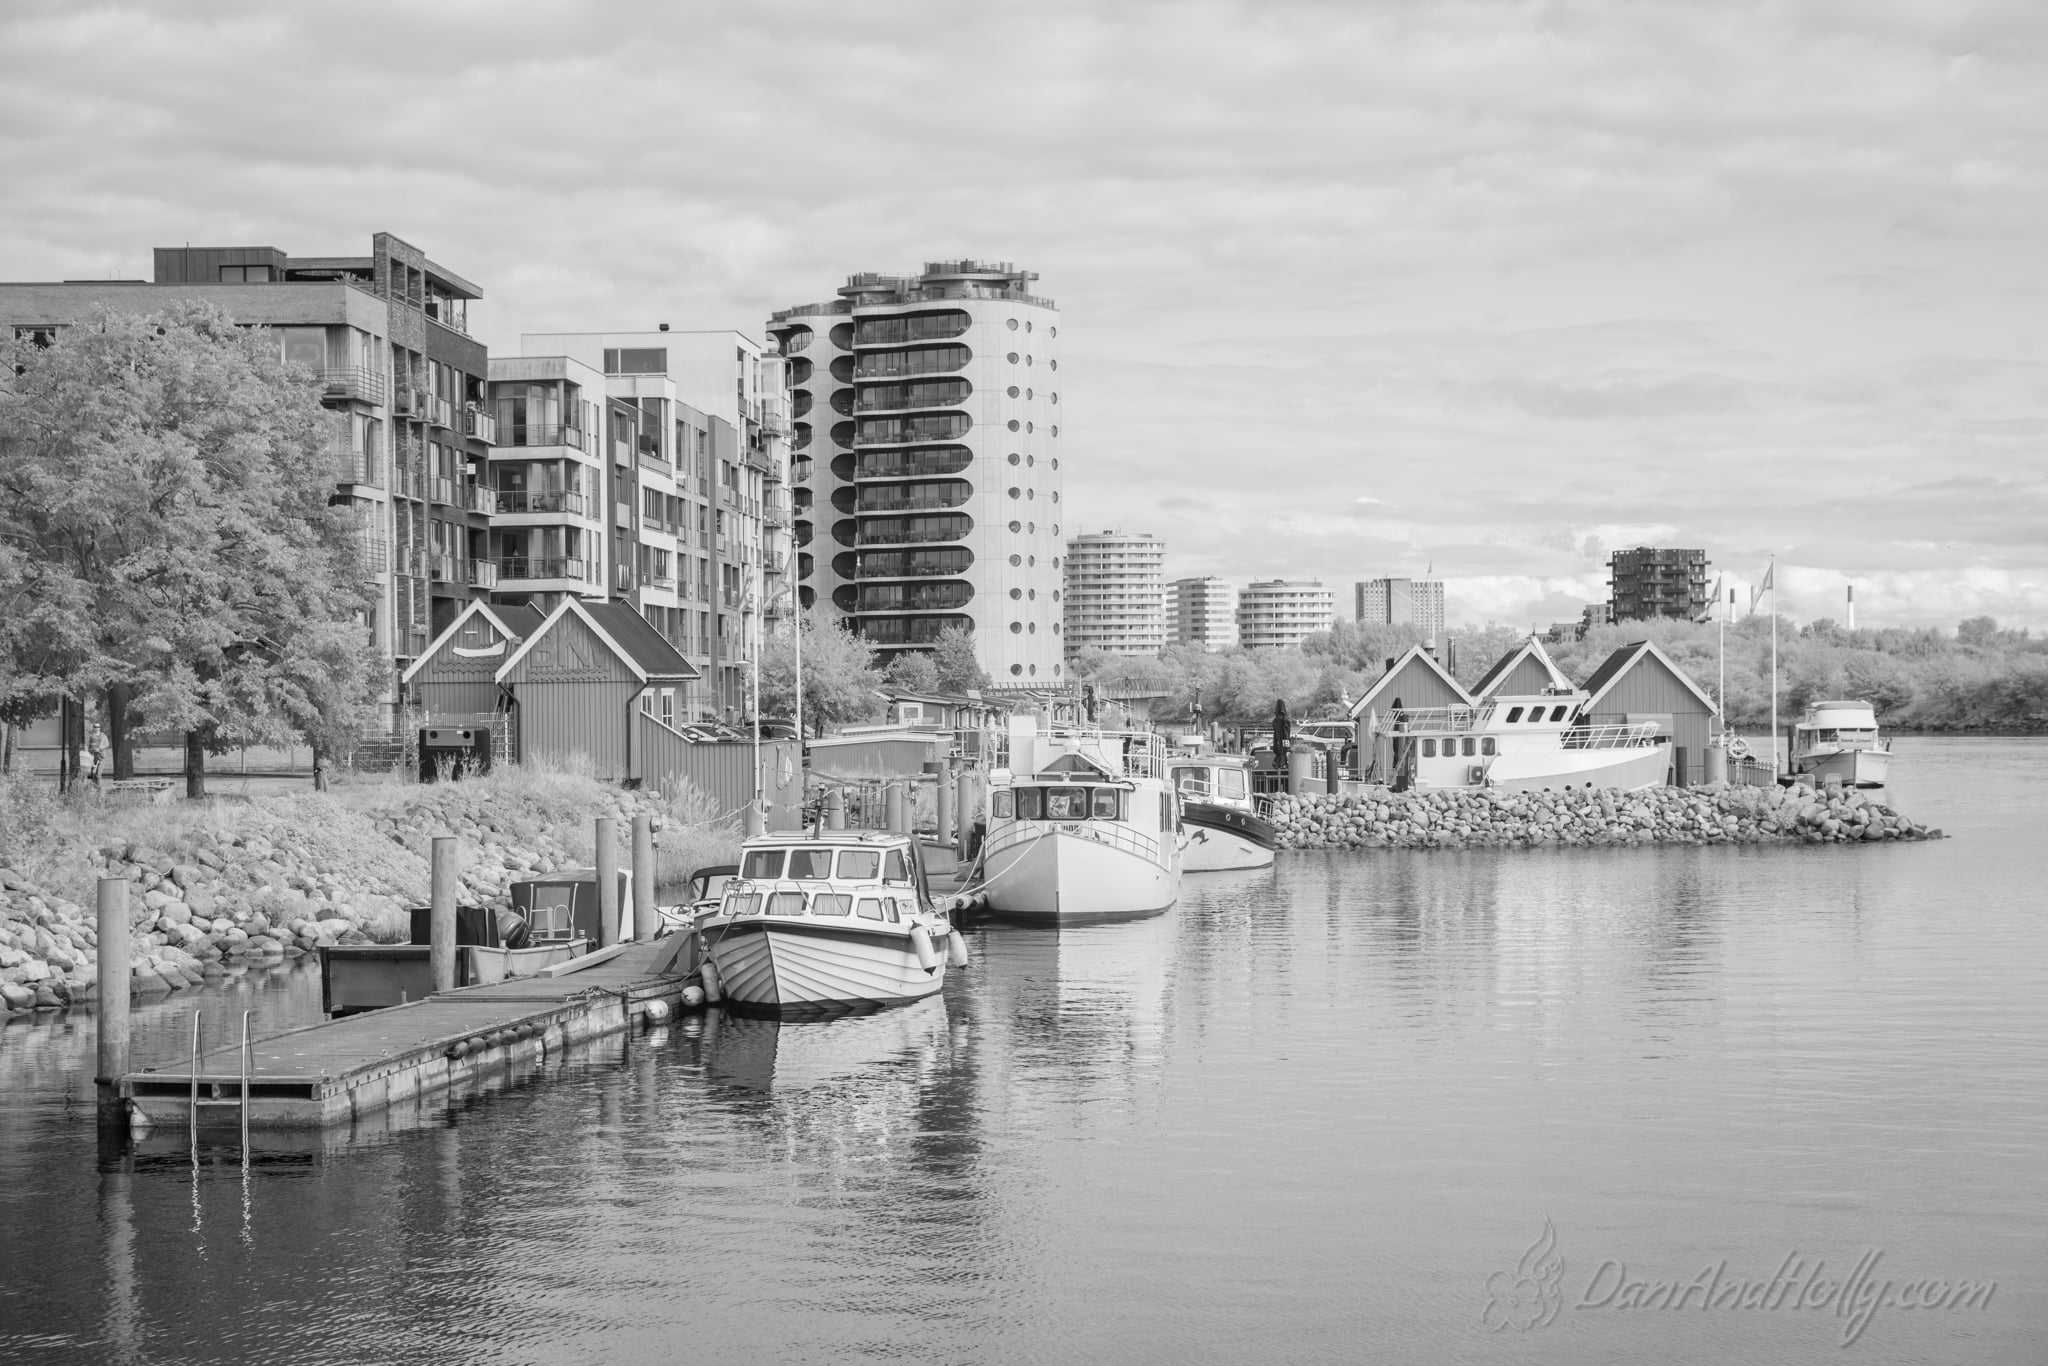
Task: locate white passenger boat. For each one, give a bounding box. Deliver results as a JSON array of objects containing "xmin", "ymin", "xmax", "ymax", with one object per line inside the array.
[
  {"xmin": 1386, "ymin": 692, "xmax": 1671, "ymax": 792},
  {"xmin": 1167, "ymin": 754, "xmax": 1278, "ymax": 871},
  {"xmin": 1791, "ymin": 699, "xmax": 1892, "ymax": 789},
  {"xmin": 696, "ymin": 831, "xmax": 966, "ymax": 1016},
  {"xmin": 980, "ymin": 719, "xmax": 1182, "ymax": 922}
]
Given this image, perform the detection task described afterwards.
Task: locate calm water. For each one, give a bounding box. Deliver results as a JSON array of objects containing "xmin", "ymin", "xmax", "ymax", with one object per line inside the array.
[{"xmin": 2, "ymin": 737, "xmax": 2042, "ymax": 1364}]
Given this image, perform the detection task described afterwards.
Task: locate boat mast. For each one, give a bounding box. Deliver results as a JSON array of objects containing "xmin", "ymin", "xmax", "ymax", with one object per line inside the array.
[{"xmin": 1768, "ymin": 557, "xmax": 1778, "ymax": 774}]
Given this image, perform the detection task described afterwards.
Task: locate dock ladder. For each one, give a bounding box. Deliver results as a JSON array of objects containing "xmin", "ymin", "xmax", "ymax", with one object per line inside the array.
[{"xmin": 186, "ymin": 1009, "xmax": 254, "ymax": 1151}]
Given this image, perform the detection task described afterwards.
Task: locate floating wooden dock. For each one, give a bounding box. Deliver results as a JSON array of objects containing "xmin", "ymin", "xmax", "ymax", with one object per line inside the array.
[{"xmin": 118, "ymin": 941, "xmax": 688, "ymax": 1132}]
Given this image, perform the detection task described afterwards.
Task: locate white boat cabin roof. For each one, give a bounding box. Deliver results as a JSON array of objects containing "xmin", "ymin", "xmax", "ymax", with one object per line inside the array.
[{"xmin": 1799, "ymin": 700, "xmax": 1879, "ymax": 729}]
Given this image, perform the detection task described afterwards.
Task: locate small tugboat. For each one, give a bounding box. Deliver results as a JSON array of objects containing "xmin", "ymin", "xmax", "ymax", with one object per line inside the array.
[
  {"xmin": 979, "ymin": 719, "xmax": 1182, "ymax": 921},
  {"xmin": 1167, "ymin": 753, "xmax": 1278, "ymax": 872},
  {"xmin": 1790, "ymin": 699, "xmax": 1892, "ymax": 789},
  {"xmin": 696, "ymin": 831, "xmax": 966, "ymax": 1016}
]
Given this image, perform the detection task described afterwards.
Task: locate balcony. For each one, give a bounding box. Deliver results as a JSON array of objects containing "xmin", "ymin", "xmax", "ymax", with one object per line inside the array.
[
  {"xmin": 649, "ymin": 572, "xmax": 676, "ymax": 591},
  {"xmin": 494, "ymin": 423, "xmax": 586, "ymax": 451},
  {"xmin": 856, "ymin": 387, "xmax": 971, "ymax": 413},
  {"xmin": 498, "ymin": 555, "xmax": 590, "ymax": 583},
  {"xmin": 459, "ymin": 484, "xmax": 497, "ymax": 515},
  {"xmin": 319, "ymin": 366, "xmax": 389, "ymax": 406},
  {"xmin": 468, "ymin": 560, "xmax": 499, "ymax": 589},
  {"xmin": 462, "ymin": 408, "xmax": 497, "ymax": 444},
  {"xmin": 791, "ymin": 456, "xmax": 815, "ymax": 483},
  {"xmin": 429, "ymin": 477, "xmax": 457, "ymax": 507},
  {"xmin": 857, "ymin": 493, "xmax": 967, "ymax": 514},
  {"xmin": 422, "ymin": 394, "xmax": 455, "ymax": 429},
  {"xmin": 392, "ymin": 388, "xmax": 420, "ymax": 417},
  {"xmin": 494, "ymin": 489, "xmax": 588, "ymax": 516},
  {"xmin": 428, "ymin": 553, "xmax": 459, "ymax": 583},
  {"xmin": 615, "ymin": 567, "xmax": 635, "ymax": 593}
]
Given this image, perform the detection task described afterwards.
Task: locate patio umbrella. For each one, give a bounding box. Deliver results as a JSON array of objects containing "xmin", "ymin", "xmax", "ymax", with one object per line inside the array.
[{"xmin": 1272, "ymin": 699, "xmax": 1292, "ymax": 792}]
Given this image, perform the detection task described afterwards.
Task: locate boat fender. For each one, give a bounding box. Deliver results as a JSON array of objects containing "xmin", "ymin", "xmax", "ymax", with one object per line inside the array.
[
  {"xmin": 642, "ymin": 999, "xmax": 672, "ymax": 1027},
  {"xmin": 946, "ymin": 930, "xmax": 970, "ymax": 969},
  {"xmin": 680, "ymin": 984, "xmax": 707, "ymax": 1010},
  {"xmin": 700, "ymin": 960, "xmax": 724, "ymax": 1004},
  {"xmin": 910, "ymin": 925, "xmax": 938, "ymax": 973},
  {"xmin": 446, "ymin": 1040, "xmax": 469, "ymax": 1059}
]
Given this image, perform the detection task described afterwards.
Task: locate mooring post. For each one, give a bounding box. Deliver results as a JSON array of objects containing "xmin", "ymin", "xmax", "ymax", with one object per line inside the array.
[
  {"xmin": 430, "ymin": 836, "xmax": 458, "ymax": 994},
  {"xmin": 744, "ymin": 801, "xmax": 766, "ymax": 838},
  {"xmin": 596, "ymin": 817, "xmax": 620, "ymax": 948},
  {"xmin": 936, "ymin": 768, "xmax": 955, "ymax": 846},
  {"xmin": 96, "ymin": 878, "xmax": 131, "ymax": 1135},
  {"xmin": 631, "ymin": 814, "xmax": 656, "ymax": 942},
  {"xmin": 884, "ymin": 783, "xmax": 907, "ymax": 834},
  {"xmin": 824, "ymin": 786, "xmax": 846, "ymax": 830}
]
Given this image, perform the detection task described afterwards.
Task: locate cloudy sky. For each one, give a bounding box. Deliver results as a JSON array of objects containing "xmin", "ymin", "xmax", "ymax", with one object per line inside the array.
[{"xmin": 4, "ymin": 0, "xmax": 2043, "ymax": 630}]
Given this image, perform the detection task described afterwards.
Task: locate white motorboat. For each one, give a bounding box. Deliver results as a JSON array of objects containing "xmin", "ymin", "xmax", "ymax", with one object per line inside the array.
[
  {"xmin": 1386, "ymin": 692, "xmax": 1672, "ymax": 792},
  {"xmin": 979, "ymin": 719, "xmax": 1182, "ymax": 922},
  {"xmin": 1791, "ymin": 700, "xmax": 1892, "ymax": 789},
  {"xmin": 1167, "ymin": 754, "xmax": 1278, "ymax": 871},
  {"xmin": 696, "ymin": 831, "xmax": 967, "ymax": 1016}
]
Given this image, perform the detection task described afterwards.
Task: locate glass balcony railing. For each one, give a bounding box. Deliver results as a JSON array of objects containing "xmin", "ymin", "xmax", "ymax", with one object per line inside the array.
[
  {"xmin": 318, "ymin": 367, "xmax": 389, "ymax": 405},
  {"xmin": 462, "ymin": 408, "xmax": 497, "ymax": 444},
  {"xmin": 493, "ymin": 490, "xmax": 588, "ymax": 516},
  {"xmin": 498, "ymin": 556, "xmax": 590, "ymax": 582}
]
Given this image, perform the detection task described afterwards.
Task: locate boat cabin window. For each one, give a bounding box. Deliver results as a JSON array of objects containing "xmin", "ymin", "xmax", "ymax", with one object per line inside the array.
[
  {"xmin": 1014, "ymin": 788, "xmax": 1042, "ymax": 819},
  {"xmin": 1044, "ymin": 786, "xmax": 1088, "ymax": 819},
  {"xmin": 1160, "ymin": 791, "xmax": 1175, "ymax": 830},
  {"xmin": 1481, "ymin": 737, "xmax": 1497, "ymax": 756},
  {"xmin": 855, "ymin": 896, "xmax": 886, "ymax": 921},
  {"xmin": 811, "ymin": 893, "xmax": 852, "ymax": 917},
  {"xmin": 1216, "ymin": 769, "xmax": 1246, "ymax": 799},
  {"xmin": 768, "ymin": 891, "xmax": 806, "ymax": 916},
  {"xmin": 787, "ymin": 849, "xmax": 834, "ymax": 880},
  {"xmin": 742, "ymin": 849, "xmax": 785, "ymax": 879},
  {"xmin": 1550, "ymin": 706, "xmax": 1568, "ymax": 722},
  {"xmin": 726, "ymin": 892, "xmax": 762, "ymax": 917},
  {"xmin": 1506, "ymin": 706, "xmax": 1524, "ymax": 723},
  {"xmin": 1461, "ymin": 737, "xmax": 1476, "ymax": 756},
  {"xmin": 836, "ymin": 850, "xmax": 881, "ymax": 880},
  {"xmin": 1172, "ymin": 766, "xmax": 1211, "ymax": 797},
  {"xmin": 1092, "ymin": 788, "xmax": 1122, "ymax": 819},
  {"xmin": 1421, "ymin": 739, "xmax": 1437, "ymax": 757},
  {"xmin": 883, "ymin": 849, "xmax": 911, "ymax": 883},
  {"xmin": 992, "ymin": 789, "xmax": 1016, "ymax": 819}
]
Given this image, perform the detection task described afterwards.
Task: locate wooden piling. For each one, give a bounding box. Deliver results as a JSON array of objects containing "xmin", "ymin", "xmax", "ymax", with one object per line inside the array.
[
  {"xmin": 885, "ymin": 783, "xmax": 907, "ymax": 834},
  {"xmin": 96, "ymin": 878, "xmax": 131, "ymax": 1132},
  {"xmin": 430, "ymin": 837, "xmax": 458, "ymax": 994},
  {"xmin": 937, "ymin": 769, "xmax": 955, "ymax": 845},
  {"xmin": 631, "ymin": 815, "xmax": 656, "ymax": 942},
  {"xmin": 596, "ymin": 817, "xmax": 620, "ymax": 947},
  {"xmin": 825, "ymin": 787, "xmax": 846, "ymax": 830}
]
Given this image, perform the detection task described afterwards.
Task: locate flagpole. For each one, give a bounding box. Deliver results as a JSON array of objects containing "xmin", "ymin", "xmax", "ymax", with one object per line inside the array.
[{"xmin": 1769, "ymin": 557, "xmax": 1778, "ymax": 775}]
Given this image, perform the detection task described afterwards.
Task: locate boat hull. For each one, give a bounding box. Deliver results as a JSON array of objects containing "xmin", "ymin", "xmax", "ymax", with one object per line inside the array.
[
  {"xmin": 982, "ymin": 829, "xmax": 1178, "ymax": 922},
  {"xmin": 1180, "ymin": 802, "xmax": 1277, "ymax": 872},
  {"xmin": 703, "ymin": 918, "xmax": 945, "ymax": 1016},
  {"xmin": 1475, "ymin": 743, "xmax": 1672, "ymax": 793},
  {"xmin": 1795, "ymin": 747, "xmax": 1890, "ymax": 789}
]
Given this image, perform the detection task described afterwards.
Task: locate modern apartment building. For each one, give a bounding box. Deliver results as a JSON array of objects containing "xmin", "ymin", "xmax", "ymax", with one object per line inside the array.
[
  {"xmin": 1170, "ymin": 577, "xmax": 1239, "ymax": 651},
  {"xmin": 1608, "ymin": 547, "xmax": 1709, "ymax": 622},
  {"xmin": 1062, "ymin": 531, "xmax": 1165, "ymax": 657},
  {"xmin": 512, "ymin": 330, "xmax": 792, "ymax": 718},
  {"xmin": 0, "ymin": 232, "xmax": 498, "ymax": 721},
  {"xmin": 766, "ymin": 261, "xmax": 1065, "ymax": 685},
  {"xmin": 1237, "ymin": 580, "xmax": 1336, "ymax": 650},
  {"xmin": 1355, "ymin": 576, "xmax": 1446, "ymax": 638}
]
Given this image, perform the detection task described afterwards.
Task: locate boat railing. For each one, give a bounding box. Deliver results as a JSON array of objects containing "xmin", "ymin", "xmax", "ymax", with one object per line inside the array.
[
  {"xmin": 983, "ymin": 813, "xmax": 1163, "ymax": 866},
  {"xmin": 1553, "ymin": 723, "xmax": 1661, "ymax": 751}
]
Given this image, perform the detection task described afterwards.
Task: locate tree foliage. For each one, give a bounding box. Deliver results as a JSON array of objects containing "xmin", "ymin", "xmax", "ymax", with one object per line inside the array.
[
  {"xmin": 928, "ymin": 625, "xmax": 990, "ymax": 692},
  {"xmin": 758, "ymin": 608, "xmax": 883, "ymax": 734},
  {"xmin": 0, "ymin": 304, "xmax": 381, "ymax": 790}
]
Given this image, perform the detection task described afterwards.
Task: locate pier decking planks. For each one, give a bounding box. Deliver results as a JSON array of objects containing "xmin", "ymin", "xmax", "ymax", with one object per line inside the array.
[{"xmin": 120, "ymin": 940, "xmax": 687, "ymax": 1132}]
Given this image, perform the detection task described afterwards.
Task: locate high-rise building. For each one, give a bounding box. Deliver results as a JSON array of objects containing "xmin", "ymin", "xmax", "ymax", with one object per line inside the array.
[
  {"xmin": 1062, "ymin": 532, "xmax": 1165, "ymax": 656},
  {"xmin": 1170, "ymin": 577, "xmax": 1239, "ymax": 651},
  {"xmin": 1237, "ymin": 580, "xmax": 1335, "ymax": 649},
  {"xmin": 511, "ymin": 330, "xmax": 790, "ymax": 718},
  {"xmin": 0, "ymin": 233, "xmax": 497, "ymax": 722},
  {"xmin": 1355, "ymin": 577, "xmax": 1446, "ymax": 637},
  {"xmin": 1608, "ymin": 547, "xmax": 1709, "ymax": 622},
  {"xmin": 767, "ymin": 261, "xmax": 1064, "ymax": 685}
]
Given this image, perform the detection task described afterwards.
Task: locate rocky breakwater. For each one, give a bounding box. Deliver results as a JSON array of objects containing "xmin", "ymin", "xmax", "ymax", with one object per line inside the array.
[
  {"xmin": 0, "ymin": 779, "xmax": 687, "ymax": 1018},
  {"xmin": 1263, "ymin": 781, "xmax": 1943, "ymax": 851}
]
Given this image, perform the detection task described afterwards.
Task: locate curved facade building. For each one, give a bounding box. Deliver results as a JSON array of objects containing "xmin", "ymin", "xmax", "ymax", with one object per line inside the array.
[
  {"xmin": 1063, "ymin": 531, "xmax": 1166, "ymax": 657},
  {"xmin": 769, "ymin": 262, "xmax": 1065, "ymax": 684},
  {"xmin": 1237, "ymin": 579, "xmax": 1336, "ymax": 650}
]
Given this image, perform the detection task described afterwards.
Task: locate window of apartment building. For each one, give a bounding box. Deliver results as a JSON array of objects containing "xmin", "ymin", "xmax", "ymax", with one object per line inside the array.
[
  {"xmin": 13, "ymin": 325, "xmax": 61, "ymax": 348},
  {"xmin": 653, "ymin": 549, "xmax": 670, "ymax": 582},
  {"xmin": 604, "ymin": 347, "xmax": 667, "ymax": 374},
  {"xmin": 218, "ymin": 265, "xmax": 273, "ymax": 282},
  {"xmin": 276, "ymin": 326, "xmax": 327, "ymax": 371}
]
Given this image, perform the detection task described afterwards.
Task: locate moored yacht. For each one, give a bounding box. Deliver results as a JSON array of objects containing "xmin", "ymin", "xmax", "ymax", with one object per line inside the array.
[
  {"xmin": 1791, "ymin": 699, "xmax": 1892, "ymax": 789},
  {"xmin": 1167, "ymin": 753, "xmax": 1278, "ymax": 871},
  {"xmin": 1387, "ymin": 692, "xmax": 1671, "ymax": 792},
  {"xmin": 980, "ymin": 719, "xmax": 1182, "ymax": 922},
  {"xmin": 696, "ymin": 831, "xmax": 966, "ymax": 1016}
]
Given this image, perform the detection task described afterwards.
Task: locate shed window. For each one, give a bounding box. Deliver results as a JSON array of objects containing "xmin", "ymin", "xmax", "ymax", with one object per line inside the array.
[
  {"xmin": 811, "ymin": 893, "xmax": 852, "ymax": 917},
  {"xmin": 836, "ymin": 850, "xmax": 880, "ymax": 879},
  {"xmin": 787, "ymin": 849, "xmax": 834, "ymax": 879},
  {"xmin": 741, "ymin": 850, "xmax": 785, "ymax": 879},
  {"xmin": 855, "ymin": 897, "xmax": 886, "ymax": 921},
  {"xmin": 1506, "ymin": 707, "xmax": 1524, "ymax": 723}
]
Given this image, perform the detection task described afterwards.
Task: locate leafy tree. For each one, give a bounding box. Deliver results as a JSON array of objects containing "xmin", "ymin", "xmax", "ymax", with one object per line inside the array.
[
  {"xmin": 883, "ymin": 651, "xmax": 940, "ymax": 693},
  {"xmin": 0, "ymin": 303, "xmax": 380, "ymax": 796},
  {"xmin": 928, "ymin": 625, "xmax": 989, "ymax": 692},
  {"xmin": 758, "ymin": 608, "xmax": 882, "ymax": 735},
  {"xmin": 1956, "ymin": 615, "xmax": 2000, "ymax": 648}
]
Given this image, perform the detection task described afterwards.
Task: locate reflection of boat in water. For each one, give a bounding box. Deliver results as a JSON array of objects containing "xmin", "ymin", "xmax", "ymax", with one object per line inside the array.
[
  {"xmin": 981, "ymin": 719, "xmax": 1181, "ymax": 922},
  {"xmin": 698, "ymin": 831, "xmax": 966, "ymax": 1016},
  {"xmin": 703, "ymin": 996, "xmax": 952, "ymax": 1094},
  {"xmin": 1166, "ymin": 754, "xmax": 1277, "ymax": 872},
  {"xmin": 1791, "ymin": 700, "xmax": 1892, "ymax": 789}
]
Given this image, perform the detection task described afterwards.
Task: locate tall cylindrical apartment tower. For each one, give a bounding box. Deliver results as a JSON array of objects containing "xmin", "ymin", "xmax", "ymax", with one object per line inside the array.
[{"xmin": 770, "ymin": 262, "xmax": 1065, "ymax": 685}]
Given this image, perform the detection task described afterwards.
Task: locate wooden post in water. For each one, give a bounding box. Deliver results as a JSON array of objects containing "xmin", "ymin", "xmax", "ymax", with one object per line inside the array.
[
  {"xmin": 96, "ymin": 878, "xmax": 131, "ymax": 1134},
  {"xmin": 596, "ymin": 817, "xmax": 620, "ymax": 948},
  {"xmin": 631, "ymin": 815, "xmax": 656, "ymax": 942},
  {"xmin": 430, "ymin": 836, "xmax": 458, "ymax": 994},
  {"xmin": 884, "ymin": 783, "xmax": 907, "ymax": 834},
  {"xmin": 936, "ymin": 767, "xmax": 955, "ymax": 846}
]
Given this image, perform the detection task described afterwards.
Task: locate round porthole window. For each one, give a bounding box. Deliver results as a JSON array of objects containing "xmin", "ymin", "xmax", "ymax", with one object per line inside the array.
[
  {"xmin": 1049, "ymin": 326, "xmax": 1057, "ymax": 338},
  {"xmin": 1025, "ymin": 422, "xmax": 1034, "ymax": 434},
  {"xmin": 1010, "ymin": 622, "xmax": 1022, "ymax": 634},
  {"xmin": 1028, "ymin": 589, "xmax": 1037, "ymax": 600},
  {"xmin": 1007, "ymin": 352, "xmax": 1019, "ymax": 364},
  {"xmin": 1009, "ymin": 587, "xmax": 1022, "ymax": 600},
  {"xmin": 1028, "ymin": 622, "xmax": 1037, "ymax": 633},
  {"xmin": 1027, "ymin": 521, "xmax": 1035, "ymax": 533},
  {"xmin": 1007, "ymin": 385, "xmax": 1020, "ymax": 398},
  {"xmin": 1007, "ymin": 452, "xmax": 1020, "ymax": 465},
  {"xmin": 1051, "ymin": 491, "xmax": 1060, "ymax": 503},
  {"xmin": 1011, "ymin": 663, "xmax": 1024, "ymax": 675},
  {"xmin": 1052, "ymin": 524, "xmax": 1059, "ymax": 535},
  {"xmin": 1051, "ymin": 458, "xmax": 1059, "ymax": 470},
  {"xmin": 1028, "ymin": 555, "xmax": 1036, "ymax": 567},
  {"xmin": 1007, "ymin": 419, "xmax": 1020, "ymax": 432},
  {"xmin": 1029, "ymin": 663, "xmax": 1038, "ymax": 675},
  {"xmin": 1049, "ymin": 359, "xmax": 1057, "ymax": 371},
  {"xmin": 1054, "ymin": 663, "xmax": 1061, "ymax": 675},
  {"xmin": 1026, "ymin": 388, "xmax": 1033, "ymax": 400},
  {"xmin": 1026, "ymin": 488, "xmax": 1035, "ymax": 500},
  {"xmin": 1008, "ymin": 486, "xmax": 1020, "ymax": 499},
  {"xmin": 1050, "ymin": 426, "xmax": 1059, "ymax": 438},
  {"xmin": 1026, "ymin": 356, "xmax": 1033, "ymax": 366},
  {"xmin": 1008, "ymin": 519, "xmax": 1021, "ymax": 532},
  {"xmin": 1009, "ymin": 554, "xmax": 1022, "ymax": 566},
  {"xmin": 1025, "ymin": 321, "xmax": 1033, "ymax": 332},
  {"xmin": 1049, "ymin": 393, "xmax": 1057, "ymax": 404},
  {"xmin": 1025, "ymin": 454, "xmax": 1034, "ymax": 467},
  {"xmin": 1006, "ymin": 318, "xmax": 1019, "ymax": 331}
]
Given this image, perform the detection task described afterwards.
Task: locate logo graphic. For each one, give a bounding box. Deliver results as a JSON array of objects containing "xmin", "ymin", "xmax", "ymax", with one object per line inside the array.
[{"xmin": 1483, "ymin": 1217, "xmax": 1566, "ymax": 1333}]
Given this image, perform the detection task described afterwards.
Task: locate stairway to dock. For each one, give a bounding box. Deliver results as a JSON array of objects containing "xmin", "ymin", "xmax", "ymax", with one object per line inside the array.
[{"xmin": 119, "ymin": 940, "xmax": 687, "ymax": 1133}]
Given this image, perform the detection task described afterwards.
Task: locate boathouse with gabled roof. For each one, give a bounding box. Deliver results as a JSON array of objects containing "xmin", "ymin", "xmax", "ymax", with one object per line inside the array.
[
  {"xmin": 1471, "ymin": 634, "xmax": 1575, "ymax": 698},
  {"xmin": 1345, "ymin": 645, "xmax": 1476, "ymax": 784},
  {"xmin": 1575, "ymin": 639, "xmax": 1721, "ymax": 787},
  {"xmin": 495, "ymin": 597, "xmax": 697, "ymax": 785},
  {"xmin": 402, "ymin": 600, "xmax": 548, "ymax": 720}
]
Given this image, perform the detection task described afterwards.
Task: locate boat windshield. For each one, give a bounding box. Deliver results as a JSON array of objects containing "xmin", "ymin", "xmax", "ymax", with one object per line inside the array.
[
  {"xmin": 837, "ymin": 850, "xmax": 880, "ymax": 879},
  {"xmin": 995, "ymin": 785, "xmax": 1127, "ymax": 821},
  {"xmin": 742, "ymin": 849, "xmax": 784, "ymax": 879}
]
